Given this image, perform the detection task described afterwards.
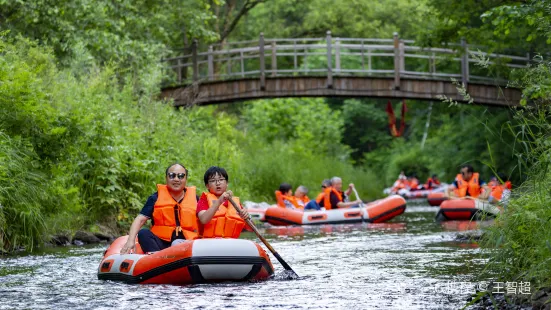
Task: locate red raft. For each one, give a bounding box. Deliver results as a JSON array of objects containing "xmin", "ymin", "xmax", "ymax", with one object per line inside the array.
[
  {"xmin": 435, "ymin": 199, "xmax": 501, "ymax": 221},
  {"xmin": 264, "ymin": 195, "xmax": 406, "ymax": 226},
  {"xmin": 98, "ymin": 236, "xmax": 273, "ymax": 285},
  {"xmin": 427, "ymin": 192, "xmax": 448, "ymax": 206}
]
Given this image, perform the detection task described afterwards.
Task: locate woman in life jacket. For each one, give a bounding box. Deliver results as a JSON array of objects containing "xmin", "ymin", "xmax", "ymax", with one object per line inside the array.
[
  {"xmin": 196, "ymin": 166, "xmax": 251, "ymax": 239},
  {"xmin": 120, "ymin": 163, "xmax": 198, "ymax": 254},
  {"xmin": 275, "ymin": 183, "xmax": 301, "ymax": 209}
]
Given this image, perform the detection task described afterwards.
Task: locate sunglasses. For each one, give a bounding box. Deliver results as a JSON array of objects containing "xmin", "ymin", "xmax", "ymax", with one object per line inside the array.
[
  {"xmin": 321, "ymin": 185, "xmax": 327, "ymax": 188},
  {"xmin": 167, "ymin": 172, "xmax": 186, "ymax": 180},
  {"xmin": 208, "ymin": 178, "xmax": 226, "ymax": 184}
]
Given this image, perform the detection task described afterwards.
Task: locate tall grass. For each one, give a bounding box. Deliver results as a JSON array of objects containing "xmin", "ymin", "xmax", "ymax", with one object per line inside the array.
[{"xmin": 481, "ymin": 59, "xmax": 551, "ymax": 288}]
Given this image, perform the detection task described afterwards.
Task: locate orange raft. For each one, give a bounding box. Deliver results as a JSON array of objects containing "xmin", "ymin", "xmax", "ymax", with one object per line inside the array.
[
  {"xmin": 98, "ymin": 236, "xmax": 273, "ymax": 285},
  {"xmin": 435, "ymin": 199, "xmax": 500, "ymax": 221},
  {"xmin": 427, "ymin": 192, "xmax": 448, "ymax": 206},
  {"xmin": 264, "ymin": 195, "xmax": 406, "ymax": 226}
]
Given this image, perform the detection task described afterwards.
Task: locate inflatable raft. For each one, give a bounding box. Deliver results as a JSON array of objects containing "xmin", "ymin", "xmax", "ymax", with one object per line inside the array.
[
  {"xmin": 247, "ymin": 207, "xmax": 266, "ymax": 222},
  {"xmin": 264, "ymin": 195, "xmax": 406, "ymax": 226},
  {"xmin": 98, "ymin": 236, "xmax": 274, "ymax": 285},
  {"xmin": 435, "ymin": 199, "xmax": 500, "ymax": 221},
  {"xmin": 427, "ymin": 192, "xmax": 448, "ymax": 206}
]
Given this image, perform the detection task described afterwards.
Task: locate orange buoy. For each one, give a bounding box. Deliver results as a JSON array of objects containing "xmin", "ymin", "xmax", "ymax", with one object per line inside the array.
[
  {"xmin": 427, "ymin": 192, "xmax": 448, "ymax": 206},
  {"xmin": 435, "ymin": 199, "xmax": 500, "ymax": 221},
  {"xmin": 98, "ymin": 236, "xmax": 273, "ymax": 284},
  {"xmin": 264, "ymin": 195, "xmax": 406, "ymax": 226}
]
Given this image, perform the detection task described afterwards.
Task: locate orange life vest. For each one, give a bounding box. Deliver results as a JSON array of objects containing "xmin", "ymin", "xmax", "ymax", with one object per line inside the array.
[
  {"xmin": 409, "ymin": 178, "xmax": 419, "ymax": 190},
  {"xmin": 275, "ymin": 190, "xmax": 301, "ymax": 209},
  {"xmin": 150, "ymin": 184, "xmax": 198, "ymax": 242},
  {"xmin": 392, "ymin": 179, "xmax": 409, "ymax": 192},
  {"xmin": 321, "ymin": 187, "xmax": 343, "ymax": 210},
  {"xmin": 490, "ymin": 181, "xmax": 512, "ymax": 201},
  {"xmin": 454, "ymin": 173, "xmax": 482, "ymax": 198},
  {"xmin": 295, "ymin": 195, "xmax": 310, "ymax": 209},
  {"xmin": 316, "ymin": 191, "xmax": 327, "ymax": 203},
  {"xmin": 425, "ymin": 177, "xmax": 440, "ymax": 189},
  {"xmin": 198, "ymin": 192, "xmax": 245, "ymax": 239}
]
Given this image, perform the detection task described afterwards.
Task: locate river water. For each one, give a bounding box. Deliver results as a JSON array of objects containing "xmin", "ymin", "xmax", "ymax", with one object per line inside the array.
[{"xmin": 0, "ymin": 204, "xmax": 490, "ymax": 309}]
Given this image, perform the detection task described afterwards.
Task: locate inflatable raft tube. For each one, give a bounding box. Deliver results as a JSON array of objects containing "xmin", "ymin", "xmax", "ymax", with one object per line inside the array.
[
  {"xmin": 427, "ymin": 192, "xmax": 448, "ymax": 206},
  {"xmin": 264, "ymin": 195, "xmax": 406, "ymax": 226},
  {"xmin": 98, "ymin": 236, "xmax": 274, "ymax": 285},
  {"xmin": 435, "ymin": 199, "xmax": 500, "ymax": 221}
]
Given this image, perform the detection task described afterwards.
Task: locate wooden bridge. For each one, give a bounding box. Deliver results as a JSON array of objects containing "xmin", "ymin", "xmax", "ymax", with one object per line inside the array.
[{"xmin": 161, "ymin": 32, "xmax": 530, "ymax": 107}]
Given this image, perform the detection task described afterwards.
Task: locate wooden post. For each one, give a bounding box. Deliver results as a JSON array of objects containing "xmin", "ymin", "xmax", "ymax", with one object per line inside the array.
[
  {"xmin": 192, "ymin": 39, "xmax": 198, "ymax": 81},
  {"xmin": 361, "ymin": 40, "xmax": 365, "ymax": 71},
  {"xmin": 259, "ymin": 33, "xmax": 266, "ymax": 90},
  {"xmin": 368, "ymin": 48, "xmax": 372, "ymax": 75},
  {"xmin": 326, "ymin": 31, "xmax": 333, "ymax": 88},
  {"xmin": 240, "ymin": 50, "xmax": 245, "ymax": 77},
  {"xmin": 271, "ymin": 41, "xmax": 277, "ymax": 77},
  {"xmin": 399, "ymin": 40, "xmax": 405, "ymax": 75},
  {"xmin": 293, "ymin": 41, "xmax": 297, "ymax": 71},
  {"xmin": 303, "ymin": 47, "xmax": 308, "ymax": 73},
  {"xmin": 177, "ymin": 58, "xmax": 182, "ymax": 84},
  {"xmin": 461, "ymin": 38, "xmax": 469, "ymax": 87},
  {"xmin": 393, "ymin": 32, "xmax": 400, "ymax": 90},
  {"xmin": 335, "ymin": 37, "xmax": 340, "ymax": 74},
  {"xmin": 207, "ymin": 46, "xmax": 214, "ymax": 81},
  {"xmin": 430, "ymin": 52, "xmax": 435, "ymax": 75},
  {"xmin": 227, "ymin": 44, "xmax": 232, "ymax": 77}
]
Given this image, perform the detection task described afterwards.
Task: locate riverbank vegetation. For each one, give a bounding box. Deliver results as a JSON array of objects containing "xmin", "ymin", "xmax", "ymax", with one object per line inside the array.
[{"xmin": 1, "ymin": 5, "xmax": 551, "ymax": 302}]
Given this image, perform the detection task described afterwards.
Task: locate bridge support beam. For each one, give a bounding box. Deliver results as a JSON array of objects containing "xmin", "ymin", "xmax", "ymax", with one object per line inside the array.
[
  {"xmin": 259, "ymin": 33, "xmax": 266, "ymax": 91},
  {"xmin": 326, "ymin": 31, "xmax": 333, "ymax": 89},
  {"xmin": 461, "ymin": 38, "xmax": 470, "ymax": 88},
  {"xmin": 393, "ymin": 33, "xmax": 401, "ymax": 90}
]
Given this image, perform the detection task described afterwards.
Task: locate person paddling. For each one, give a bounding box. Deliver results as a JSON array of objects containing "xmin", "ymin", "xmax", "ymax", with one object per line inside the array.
[
  {"xmin": 120, "ymin": 163, "xmax": 198, "ymax": 254},
  {"xmin": 318, "ymin": 177, "xmax": 362, "ymax": 209},
  {"xmin": 196, "ymin": 166, "xmax": 250, "ymax": 238}
]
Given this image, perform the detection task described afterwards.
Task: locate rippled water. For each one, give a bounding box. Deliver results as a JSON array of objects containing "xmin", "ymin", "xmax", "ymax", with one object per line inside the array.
[{"xmin": 0, "ymin": 205, "xmax": 490, "ymax": 309}]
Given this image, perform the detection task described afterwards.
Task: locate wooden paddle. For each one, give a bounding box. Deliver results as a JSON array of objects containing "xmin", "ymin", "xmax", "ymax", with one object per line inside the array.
[
  {"xmin": 228, "ymin": 197, "xmax": 299, "ymax": 278},
  {"xmin": 352, "ymin": 187, "xmax": 366, "ymax": 207}
]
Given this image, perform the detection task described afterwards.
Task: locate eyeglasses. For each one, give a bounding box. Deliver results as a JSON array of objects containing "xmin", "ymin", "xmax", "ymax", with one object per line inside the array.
[
  {"xmin": 321, "ymin": 186, "xmax": 327, "ymax": 188},
  {"xmin": 208, "ymin": 178, "xmax": 226, "ymax": 184},
  {"xmin": 167, "ymin": 172, "xmax": 186, "ymax": 180}
]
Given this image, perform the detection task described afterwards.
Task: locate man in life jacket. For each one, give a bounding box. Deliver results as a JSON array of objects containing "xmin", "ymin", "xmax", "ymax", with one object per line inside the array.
[
  {"xmin": 275, "ymin": 183, "xmax": 301, "ymax": 209},
  {"xmin": 120, "ymin": 163, "xmax": 199, "ymax": 254},
  {"xmin": 425, "ymin": 174, "xmax": 441, "ymax": 190},
  {"xmin": 318, "ymin": 176, "xmax": 362, "ymax": 209},
  {"xmin": 294, "ymin": 185, "xmax": 310, "ymax": 209},
  {"xmin": 196, "ymin": 166, "xmax": 250, "ymax": 239},
  {"xmin": 446, "ymin": 164, "xmax": 486, "ymax": 198}
]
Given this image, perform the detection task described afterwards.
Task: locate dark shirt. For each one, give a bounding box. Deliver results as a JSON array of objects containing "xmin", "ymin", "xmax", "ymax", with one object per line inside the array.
[{"xmin": 139, "ymin": 191, "xmax": 199, "ymax": 225}]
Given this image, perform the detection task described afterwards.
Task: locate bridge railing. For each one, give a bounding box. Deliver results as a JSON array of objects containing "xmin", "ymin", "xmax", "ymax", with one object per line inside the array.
[{"xmin": 162, "ymin": 32, "xmax": 531, "ymax": 89}]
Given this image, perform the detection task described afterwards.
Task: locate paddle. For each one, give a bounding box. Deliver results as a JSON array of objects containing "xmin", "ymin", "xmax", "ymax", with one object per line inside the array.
[
  {"xmin": 352, "ymin": 187, "xmax": 366, "ymax": 207},
  {"xmin": 227, "ymin": 197, "xmax": 299, "ymax": 278}
]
